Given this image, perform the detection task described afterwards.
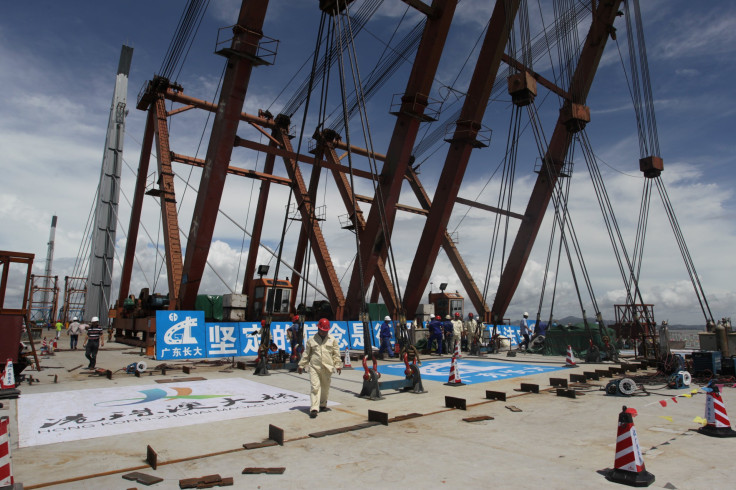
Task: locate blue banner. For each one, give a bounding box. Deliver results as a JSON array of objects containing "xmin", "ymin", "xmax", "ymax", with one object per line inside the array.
[
  {"xmin": 155, "ymin": 312, "xmax": 520, "ymax": 360},
  {"xmin": 156, "ymin": 311, "xmax": 206, "ymax": 360}
]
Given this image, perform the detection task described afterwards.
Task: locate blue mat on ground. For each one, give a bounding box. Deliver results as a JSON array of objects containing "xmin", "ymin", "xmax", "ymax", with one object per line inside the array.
[{"xmin": 379, "ymin": 359, "xmax": 565, "ymax": 385}]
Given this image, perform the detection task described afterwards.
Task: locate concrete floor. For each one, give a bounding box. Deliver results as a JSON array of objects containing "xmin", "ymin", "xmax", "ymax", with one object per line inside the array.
[{"xmin": 3, "ymin": 343, "xmax": 735, "ymax": 489}]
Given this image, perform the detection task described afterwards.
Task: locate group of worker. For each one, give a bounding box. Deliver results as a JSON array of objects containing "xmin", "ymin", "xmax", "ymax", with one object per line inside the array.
[
  {"xmin": 58, "ymin": 316, "xmax": 105, "ymax": 369},
  {"xmin": 426, "ymin": 312, "xmax": 483, "ymax": 355}
]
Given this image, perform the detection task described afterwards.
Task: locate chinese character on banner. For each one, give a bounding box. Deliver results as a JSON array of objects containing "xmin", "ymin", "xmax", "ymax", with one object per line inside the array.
[
  {"xmin": 240, "ymin": 322, "xmax": 261, "ymax": 355},
  {"xmin": 349, "ymin": 321, "xmax": 364, "ymax": 349},
  {"xmin": 270, "ymin": 323, "xmax": 288, "ymax": 351},
  {"xmin": 206, "ymin": 323, "xmax": 239, "ymax": 357},
  {"xmin": 303, "ymin": 322, "xmax": 319, "ymax": 340},
  {"xmin": 156, "ymin": 311, "xmax": 206, "ymax": 360},
  {"xmin": 329, "ymin": 322, "xmax": 349, "ymax": 349}
]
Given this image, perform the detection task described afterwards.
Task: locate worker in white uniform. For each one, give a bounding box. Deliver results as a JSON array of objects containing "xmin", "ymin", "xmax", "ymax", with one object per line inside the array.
[
  {"xmin": 451, "ymin": 312, "xmax": 464, "ymax": 353},
  {"xmin": 298, "ymin": 318, "xmax": 342, "ymax": 418}
]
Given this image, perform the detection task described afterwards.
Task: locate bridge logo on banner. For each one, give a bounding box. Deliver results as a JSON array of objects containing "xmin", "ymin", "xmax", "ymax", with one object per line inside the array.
[
  {"xmin": 156, "ymin": 311, "xmax": 206, "ymax": 360},
  {"xmin": 155, "ymin": 312, "xmax": 521, "ymax": 360}
]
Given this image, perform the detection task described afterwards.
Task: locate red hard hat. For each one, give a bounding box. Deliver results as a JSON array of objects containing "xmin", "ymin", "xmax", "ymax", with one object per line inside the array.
[
  {"xmin": 261, "ymin": 319, "xmax": 266, "ymax": 326},
  {"xmin": 455, "ymin": 312, "xmax": 460, "ymax": 317},
  {"xmin": 317, "ymin": 318, "xmax": 330, "ymax": 332},
  {"xmin": 293, "ymin": 315, "xmax": 300, "ymax": 322},
  {"xmin": 435, "ymin": 315, "xmax": 441, "ymax": 320},
  {"xmin": 469, "ymin": 312, "xmax": 474, "ymax": 317}
]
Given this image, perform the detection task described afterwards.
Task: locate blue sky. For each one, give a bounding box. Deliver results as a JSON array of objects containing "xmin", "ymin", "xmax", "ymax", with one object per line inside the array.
[{"xmin": 1, "ymin": 0, "xmax": 734, "ymax": 324}]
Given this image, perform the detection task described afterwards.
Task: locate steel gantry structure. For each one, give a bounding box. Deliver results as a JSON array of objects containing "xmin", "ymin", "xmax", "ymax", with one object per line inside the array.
[{"xmin": 116, "ymin": 0, "xmax": 625, "ymax": 324}]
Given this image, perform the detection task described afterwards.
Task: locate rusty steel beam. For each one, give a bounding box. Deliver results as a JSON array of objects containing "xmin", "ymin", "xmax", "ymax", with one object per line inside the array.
[
  {"xmin": 322, "ymin": 142, "xmax": 398, "ymax": 313},
  {"xmin": 405, "ymin": 168, "xmax": 489, "ymax": 320},
  {"xmin": 179, "ymin": 1, "xmax": 270, "ymax": 308},
  {"xmin": 492, "ymin": 0, "xmax": 624, "ymax": 321},
  {"xmin": 235, "ymin": 137, "xmax": 378, "ymax": 181},
  {"xmin": 274, "ymin": 130, "xmax": 346, "ymax": 319},
  {"xmin": 455, "ymin": 197, "xmax": 526, "ymax": 221},
  {"xmin": 171, "ymin": 152, "xmax": 291, "ymax": 186},
  {"xmin": 501, "ymin": 53, "xmax": 572, "ymax": 101},
  {"xmin": 403, "ymin": 0, "xmax": 520, "ymax": 317},
  {"xmin": 346, "ymin": 0, "xmax": 458, "ymax": 317},
  {"xmin": 118, "ymin": 108, "xmax": 155, "ymax": 306},
  {"xmin": 153, "ymin": 98, "xmax": 184, "ymax": 306},
  {"xmin": 242, "ymin": 144, "xmax": 278, "ymax": 298},
  {"xmin": 164, "ymin": 89, "xmax": 275, "ymax": 130},
  {"xmin": 289, "ymin": 132, "xmax": 327, "ymax": 315}
]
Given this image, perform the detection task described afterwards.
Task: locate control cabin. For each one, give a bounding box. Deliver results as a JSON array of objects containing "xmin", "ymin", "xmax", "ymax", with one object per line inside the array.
[
  {"xmin": 247, "ymin": 277, "xmax": 293, "ymax": 320},
  {"xmin": 427, "ymin": 290, "xmax": 463, "ymax": 319}
]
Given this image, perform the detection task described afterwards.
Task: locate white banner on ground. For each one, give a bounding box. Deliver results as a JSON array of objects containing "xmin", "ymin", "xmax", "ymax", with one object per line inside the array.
[{"xmin": 17, "ymin": 378, "xmax": 329, "ymax": 447}]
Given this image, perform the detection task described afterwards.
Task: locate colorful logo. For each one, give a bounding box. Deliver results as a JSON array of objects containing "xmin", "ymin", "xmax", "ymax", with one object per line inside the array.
[{"xmin": 95, "ymin": 387, "xmax": 229, "ymax": 407}]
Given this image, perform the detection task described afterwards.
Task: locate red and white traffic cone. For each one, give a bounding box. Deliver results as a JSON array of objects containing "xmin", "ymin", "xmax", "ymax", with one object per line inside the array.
[
  {"xmin": 41, "ymin": 338, "xmax": 48, "ymax": 354},
  {"xmin": 0, "ymin": 360, "xmax": 15, "ymax": 390},
  {"xmin": 698, "ymin": 384, "xmax": 736, "ymax": 438},
  {"xmin": 606, "ymin": 406, "xmax": 655, "ymax": 487},
  {"xmin": 343, "ymin": 347, "xmax": 353, "ymax": 369},
  {"xmin": 1, "ymin": 416, "xmax": 18, "ymax": 488},
  {"xmin": 564, "ymin": 345, "xmax": 577, "ymax": 367},
  {"xmin": 453, "ymin": 340, "xmax": 462, "ymax": 359},
  {"xmin": 52, "ymin": 338, "xmax": 58, "ymax": 351},
  {"xmin": 445, "ymin": 353, "xmax": 464, "ymax": 386}
]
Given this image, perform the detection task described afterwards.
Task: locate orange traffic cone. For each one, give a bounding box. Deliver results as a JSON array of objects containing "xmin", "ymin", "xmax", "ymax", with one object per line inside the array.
[
  {"xmin": 0, "ymin": 360, "xmax": 14, "ymax": 390},
  {"xmin": 606, "ymin": 406, "xmax": 655, "ymax": 487},
  {"xmin": 453, "ymin": 340, "xmax": 462, "ymax": 359},
  {"xmin": 1, "ymin": 416, "xmax": 16, "ymax": 487},
  {"xmin": 564, "ymin": 345, "xmax": 577, "ymax": 367},
  {"xmin": 343, "ymin": 347, "xmax": 353, "ymax": 369},
  {"xmin": 445, "ymin": 353, "xmax": 464, "ymax": 386},
  {"xmin": 698, "ymin": 384, "xmax": 736, "ymax": 438}
]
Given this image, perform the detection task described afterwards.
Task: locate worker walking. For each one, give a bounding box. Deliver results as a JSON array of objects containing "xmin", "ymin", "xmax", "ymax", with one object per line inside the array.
[
  {"xmin": 297, "ymin": 318, "xmax": 342, "ymax": 418},
  {"xmin": 519, "ymin": 312, "xmax": 530, "ymax": 351},
  {"xmin": 55, "ymin": 320, "xmax": 63, "ymax": 340},
  {"xmin": 427, "ymin": 315, "xmax": 444, "ymax": 355},
  {"xmin": 378, "ymin": 316, "xmax": 394, "ymax": 359},
  {"xmin": 83, "ymin": 316, "xmax": 104, "ymax": 369},
  {"xmin": 67, "ymin": 317, "xmax": 82, "ymax": 350}
]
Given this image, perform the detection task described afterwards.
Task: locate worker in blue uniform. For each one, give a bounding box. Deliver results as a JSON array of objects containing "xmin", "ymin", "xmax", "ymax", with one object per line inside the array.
[
  {"xmin": 378, "ymin": 316, "xmax": 394, "ymax": 359},
  {"xmin": 428, "ymin": 315, "xmax": 444, "ymax": 355},
  {"xmin": 443, "ymin": 315, "xmax": 454, "ymax": 354}
]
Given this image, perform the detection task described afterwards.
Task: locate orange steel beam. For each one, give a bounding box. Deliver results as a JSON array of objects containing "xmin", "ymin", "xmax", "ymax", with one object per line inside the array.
[
  {"xmin": 492, "ymin": 0, "xmax": 623, "ymax": 321},
  {"xmin": 501, "ymin": 53, "xmax": 572, "ymax": 101},
  {"xmin": 170, "ymin": 152, "xmax": 291, "ymax": 185},
  {"xmin": 234, "ymin": 137, "xmax": 378, "ymax": 181},
  {"xmin": 242, "ymin": 143, "xmax": 278, "ymax": 299},
  {"xmin": 322, "ymin": 141, "xmax": 398, "ymax": 313},
  {"xmin": 153, "ymin": 97, "xmax": 184, "ymax": 306},
  {"xmin": 118, "ymin": 108, "xmax": 155, "ymax": 306},
  {"xmin": 405, "ymin": 167, "xmax": 490, "ymax": 320},
  {"xmin": 288, "ymin": 131, "xmax": 327, "ymax": 316},
  {"xmin": 178, "ymin": 1, "xmax": 270, "ymax": 308},
  {"xmin": 345, "ymin": 0, "xmax": 458, "ymax": 317},
  {"xmin": 403, "ymin": 0, "xmax": 520, "ymax": 317},
  {"xmin": 274, "ymin": 129, "xmax": 346, "ymax": 318}
]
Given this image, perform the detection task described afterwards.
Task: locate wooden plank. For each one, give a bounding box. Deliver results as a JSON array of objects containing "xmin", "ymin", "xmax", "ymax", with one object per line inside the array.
[{"xmin": 486, "ymin": 390, "xmax": 506, "ymax": 401}]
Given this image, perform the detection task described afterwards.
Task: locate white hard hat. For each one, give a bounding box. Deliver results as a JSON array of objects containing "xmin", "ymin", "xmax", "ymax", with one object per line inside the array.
[
  {"xmin": 384, "ymin": 316, "xmax": 391, "ymax": 321},
  {"xmin": 91, "ymin": 316, "xmax": 99, "ymax": 322},
  {"xmin": 72, "ymin": 317, "xmax": 78, "ymax": 321},
  {"xmin": 523, "ymin": 312, "xmax": 529, "ymax": 317}
]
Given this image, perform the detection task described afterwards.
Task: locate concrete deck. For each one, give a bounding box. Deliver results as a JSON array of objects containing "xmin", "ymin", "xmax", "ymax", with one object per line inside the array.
[{"xmin": 2, "ymin": 344, "xmax": 734, "ymax": 489}]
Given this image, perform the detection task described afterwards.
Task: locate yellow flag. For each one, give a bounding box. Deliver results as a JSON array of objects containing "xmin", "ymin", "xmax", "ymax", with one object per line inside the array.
[
  {"xmin": 659, "ymin": 415, "xmax": 673, "ymax": 422},
  {"xmin": 682, "ymin": 394, "xmax": 692, "ymax": 398},
  {"xmin": 693, "ymin": 416, "xmax": 707, "ymax": 426},
  {"xmin": 691, "ymin": 389, "xmax": 699, "ymax": 394}
]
